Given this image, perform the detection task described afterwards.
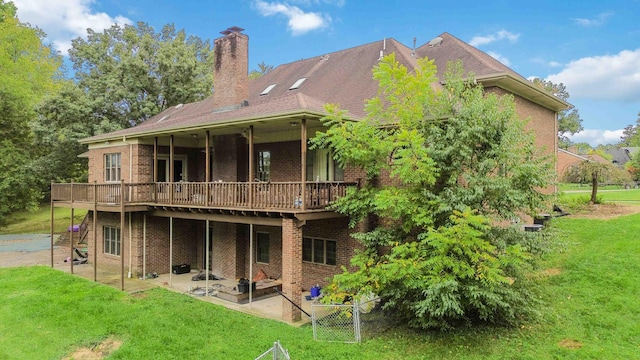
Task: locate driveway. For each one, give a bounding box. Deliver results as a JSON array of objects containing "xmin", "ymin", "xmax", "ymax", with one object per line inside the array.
[{"xmin": 0, "ymin": 234, "xmax": 66, "ymax": 268}]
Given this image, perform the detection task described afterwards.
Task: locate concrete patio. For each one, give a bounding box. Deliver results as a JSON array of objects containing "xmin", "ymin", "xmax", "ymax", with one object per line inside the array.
[{"xmin": 51, "ymin": 246, "xmax": 315, "ymax": 325}]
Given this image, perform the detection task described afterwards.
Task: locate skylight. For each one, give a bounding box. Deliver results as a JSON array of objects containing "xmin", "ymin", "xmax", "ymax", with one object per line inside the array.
[
  {"xmin": 289, "ymin": 77, "xmax": 307, "ymax": 90},
  {"xmin": 260, "ymin": 84, "xmax": 277, "ymax": 96}
]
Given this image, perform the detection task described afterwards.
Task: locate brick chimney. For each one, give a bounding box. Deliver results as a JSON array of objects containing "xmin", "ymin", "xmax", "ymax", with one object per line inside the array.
[{"xmin": 213, "ymin": 26, "xmax": 248, "ymax": 110}]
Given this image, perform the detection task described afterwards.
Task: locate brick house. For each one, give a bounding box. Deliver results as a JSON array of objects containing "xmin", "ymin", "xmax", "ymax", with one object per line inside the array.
[
  {"xmin": 51, "ymin": 28, "xmax": 568, "ymax": 323},
  {"xmin": 558, "ymin": 148, "xmax": 612, "ymax": 181}
]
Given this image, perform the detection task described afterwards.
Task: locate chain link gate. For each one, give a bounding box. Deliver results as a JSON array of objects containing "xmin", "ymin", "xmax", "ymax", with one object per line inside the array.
[
  {"xmin": 254, "ymin": 340, "xmax": 290, "ymax": 360},
  {"xmin": 311, "ymin": 301, "xmax": 361, "ymax": 343}
]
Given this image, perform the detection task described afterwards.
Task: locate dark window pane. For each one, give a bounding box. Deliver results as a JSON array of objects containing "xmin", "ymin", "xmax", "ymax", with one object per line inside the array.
[
  {"xmin": 326, "ymin": 240, "xmax": 337, "ymax": 265},
  {"xmin": 256, "ymin": 233, "xmax": 269, "ymax": 263},
  {"xmin": 314, "ymin": 239, "xmax": 324, "ymax": 264},
  {"xmin": 302, "ymin": 237, "xmax": 312, "ymax": 262}
]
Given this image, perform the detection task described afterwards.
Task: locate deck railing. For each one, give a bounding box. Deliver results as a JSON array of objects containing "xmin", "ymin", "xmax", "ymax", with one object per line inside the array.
[{"xmin": 51, "ymin": 181, "xmax": 356, "ymax": 211}]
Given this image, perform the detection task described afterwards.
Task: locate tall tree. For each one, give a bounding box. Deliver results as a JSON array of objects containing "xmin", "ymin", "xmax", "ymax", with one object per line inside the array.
[
  {"xmin": 619, "ymin": 112, "xmax": 640, "ymax": 146},
  {"xmin": 35, "ymin": 22, "xmax": 215, "ymax": 188},
  {"xmin": 314, "ymin": 55, "xmax": 554, "ymax": 330},
  {"xmin": 249, "ymin": 61, "xmax": 274, "ymax": 79},
  {"xmin": 531, "ymin": 78, "xmax": 583, "ymax": 147},
  {"xmin": 0, "ymin": 0, "xmax": 61, "ymax": 225},
  {"xmin": 67, "ymin": 22, "xmax": 214, "ymax": 128}
]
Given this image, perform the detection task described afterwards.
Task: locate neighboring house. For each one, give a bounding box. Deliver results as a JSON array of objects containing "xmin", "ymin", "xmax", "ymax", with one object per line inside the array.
[
  {"xmin": 51, "ymin": 27, "xmax": 568, "ymax": 323},
  {"xmin": 557, "ymin": 148, "xmax": 610, "ymax": 180},
  {"xmin": 607, "ymin": 147, "xmax": 639, "ymax": 167}
]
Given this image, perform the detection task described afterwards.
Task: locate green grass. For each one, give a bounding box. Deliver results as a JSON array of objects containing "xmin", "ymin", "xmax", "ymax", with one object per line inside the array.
[
  {"xmin": 1, "ymin": 213, "xmax": 640, "ymax": 359},
  {"xmin": 558, "ymin": 186, "xmax": 640, "ymax": 206},
  {"xmin": 558, "ymin": 183, "xmax": 628, "ymax": 192},
  {"xmin": 0, "ymin": 205, "xmax": 87, "ymax": 234}
]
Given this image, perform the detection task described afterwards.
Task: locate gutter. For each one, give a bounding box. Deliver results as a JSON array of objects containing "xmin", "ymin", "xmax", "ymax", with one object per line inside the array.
[{"xmin": 80, "ymin": 109, "xmax": 348, "ymax": 145}]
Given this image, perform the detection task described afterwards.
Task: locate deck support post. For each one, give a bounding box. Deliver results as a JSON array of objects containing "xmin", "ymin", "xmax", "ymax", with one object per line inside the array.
[
  {"xmin": 50, "ymin": 183, "xmax": 54, "ymax": 268},
  {"xmin": 281, "ymin": 218, "xmax": 303, "ymax": 322},
  {"xmin": 301, "ymin": 118, "xmax": 307, "ymax": 211},
  {"xmin": 120, "ymin": 179, "xmax": 125, "ymax": 291}
]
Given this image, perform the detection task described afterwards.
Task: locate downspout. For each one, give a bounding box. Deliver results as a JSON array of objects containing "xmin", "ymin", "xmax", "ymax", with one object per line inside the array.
[
  {"xmin": 124, "ymin": 136, "xmax": 133, "ymax": 278},
  {"xmin": 50, "ymin": 183, "xmax": 54, "ymax": 268},
  {"xmin": 128, "ymin": 212, "xmax": 132, "ymax": 278},
  {"xmin": 169, "ymin": 217, "xmax": 173, "ymax": 286},
  {"xmin": 205, "ymin": 220, "xmax": 210, "ymax": 296},
  {"xmin": 249, "ymin": 224, "xmax": 253, "ymax": 307},
  {"xmin": 143, "ymin": 214, "xmax": 146, "ymax": 280}
]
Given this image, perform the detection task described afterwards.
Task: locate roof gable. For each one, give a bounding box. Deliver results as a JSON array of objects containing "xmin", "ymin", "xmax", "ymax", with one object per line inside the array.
[{"xmin": 416, "ymin": 32, "xmax": 523, "ymax": 80}]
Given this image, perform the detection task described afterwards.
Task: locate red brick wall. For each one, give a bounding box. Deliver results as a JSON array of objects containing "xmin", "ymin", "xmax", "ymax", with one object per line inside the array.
[
  {"xmin": 486, "ymin": 87, "xmax": 558, "ymax": 194},
  {"xmin": 213, "ymin": 31, "xmax": 248, "ymax": 109},
  {"xmin": 254, "ymin": 141, "xmax": 301, "ymax": 182},
  {"xmin": 301, "ymin": 217, "xmax": 362, "ymax": 291},
  {"xmin": 86, "ymin": 213, "xmax": 199, "ymax": 277},
  {"xmin": 242, "ymin": 225, "xmax": 283, "ymax": 281}
]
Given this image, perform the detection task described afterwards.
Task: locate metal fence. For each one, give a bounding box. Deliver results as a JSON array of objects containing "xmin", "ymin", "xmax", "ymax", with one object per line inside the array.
[
  {"xmin": 312, "ymin": 297, "xmax": 400, "ymax": 343},
  {"xmin": 311, "ymin": 301, "xmax": 362, "ymax": 343},
  {"xmin": 255, "ymin": 341, "xmax": 290, "ymax": 360}
]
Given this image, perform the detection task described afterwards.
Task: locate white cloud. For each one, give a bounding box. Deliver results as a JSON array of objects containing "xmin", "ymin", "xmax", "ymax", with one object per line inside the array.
[
  {"xmin": 548, "ymin": 61, "xmax": 562, "ymax": 67},
  {"xmin": 289, "ymin": 0, "xmax": 345, "ymax": 6},
  {"xmin": 469, "ymin": 30, "xmax": 519, "ymax": 47},
  {"xmin": 572, "ymin": 12, "xmax": 613, "ymax": 27},
  {"xmin": 254, "ymin": 1, "xmax": 331, "ymax": 36},
  {"xmin": 487, "ymin": 51, "xmax": 511, "ymax": 66},
  {"xmin": 13, "ymin": 0, "xmax": 132, "ymax": 54},
  {"xmin": 568, "ymin": 129, "xmax": 625, "ymax": 146},
  {"xmin": 547, "ymin": 49, "xmax": 640, "ymax": 102}
]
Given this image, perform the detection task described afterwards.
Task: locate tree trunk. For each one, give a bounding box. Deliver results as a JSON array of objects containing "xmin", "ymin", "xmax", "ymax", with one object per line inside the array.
[{"xmin": 590, "ymin": 171, "xmax": 599, "ymax": 204}]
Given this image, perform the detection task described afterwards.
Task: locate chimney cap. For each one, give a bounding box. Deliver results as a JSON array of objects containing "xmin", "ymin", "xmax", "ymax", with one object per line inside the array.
[{"xmin": 220, "ymin": 26, "xmax": 245, "ymax": 35}]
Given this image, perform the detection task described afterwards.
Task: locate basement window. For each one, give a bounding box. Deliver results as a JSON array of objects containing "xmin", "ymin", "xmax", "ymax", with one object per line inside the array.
[
  {"xmin": 289, "ymin": 77, "xmax": 307, "ymax": 90},
  {"xmin": 260, "ymin": 84, "xmax": 277, "ymax": 95}
]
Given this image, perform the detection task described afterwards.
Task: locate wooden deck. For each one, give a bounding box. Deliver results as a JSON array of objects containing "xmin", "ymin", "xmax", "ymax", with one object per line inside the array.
[{"xmin": 51, "ymin": 181, "xmax": 356, "ymax": 212}]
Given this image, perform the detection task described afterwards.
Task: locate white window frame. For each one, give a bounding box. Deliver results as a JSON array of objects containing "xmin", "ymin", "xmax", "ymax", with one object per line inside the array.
[
  {"xmin": 104, "ymin": 153, "xmax": 121, "ymax": 182},
  {"xmin": 103, "ymin": 226, "xmax": 121, "ymax": 256},
  {"xmin": 303, "ymin": 236, "xmax": 337, "ymax": 266}
]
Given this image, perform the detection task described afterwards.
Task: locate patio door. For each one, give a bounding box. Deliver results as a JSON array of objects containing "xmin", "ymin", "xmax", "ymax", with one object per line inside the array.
[{"xmin": 157, "ymin": 156, "xmax": 187, "ymax": 182}]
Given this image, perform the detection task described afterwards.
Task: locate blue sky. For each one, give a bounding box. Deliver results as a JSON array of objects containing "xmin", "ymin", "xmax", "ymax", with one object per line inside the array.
[{"xmin": 13, "ymin": 0, "xmax": 640, "ymax": 146}]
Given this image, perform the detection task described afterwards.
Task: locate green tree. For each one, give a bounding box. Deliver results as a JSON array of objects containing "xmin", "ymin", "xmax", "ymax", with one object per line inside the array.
[
  {"xmin": 34, "ymin": 22, "xmax": 215, "ymax": 188},
  {"xmin": 0, "ymin": 0, "xmax": 62, "ymax": 225},
  {"xmin": 249, "ymin": 61, "xmax": 274, "ymax": 79},
  {"xmin": 619, "ymin": 112, "xmax": 640, "ymax": 146},
  {"xmin": 531, "ymin": 78, "xmax": 583, "ymax": 147},
  {"xmin": 565, "ymin": 160, "xmax": 614, "ymax": 203},
  {"xmin": 67, "ymin": 22, "xmax": 214, "ymax": 128},
  {"xmin": 314, "ymin": 55, "xmax": 553, "ymax": 329}
]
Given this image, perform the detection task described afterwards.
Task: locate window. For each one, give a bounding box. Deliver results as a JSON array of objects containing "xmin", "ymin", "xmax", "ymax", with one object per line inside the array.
[
  {"xmin": 260, "ymin": 84, "xmax": 277, "ymax": 95},
  {"xmin": 257, "ymin": 150, "xmax": 271, "ymax": 182},
  {"xmin": 105, "ymin": 153, "xmax": 121, "ymax": 182},
  {"xmin": 289, "ymin": 77, "xmax": 307, "ymax": 90},
  {"xmin": 256, "ymin": 232, "xmax": 269, "ymax": 263},
  {"xmin": 103, "ymin": 226, "xmax": 121, "ymax": 256},
  {"xmin": 303, "ymin": 237, "xmax": 336, "ymax": 265},
  {"xmin": 306, "ymin": 149, "xmax": 344, "ymax": 181}
]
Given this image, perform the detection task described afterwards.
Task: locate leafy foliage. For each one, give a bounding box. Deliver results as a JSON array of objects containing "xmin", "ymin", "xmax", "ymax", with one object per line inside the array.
[
  {"xmin": 315, "ymin": 54, "xmax": 554, "ymax": 329},
  {"xmin": 33, "ymin": 22, "xmax": 214, "ymax": 190},
  {"xmin": 531, "ymin": 78, "xmax": 583, "ymax": 147},
  {"xmin": 249, "ymin": 61, "xmax": 274, "ymax": 79},
  {"xmin": 0, "ymin": 1, "xmax": 62, "ymax": 225},
  {"xmin": 619, "ymin": 112, "xmax": 640, "ymax": 147}
]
